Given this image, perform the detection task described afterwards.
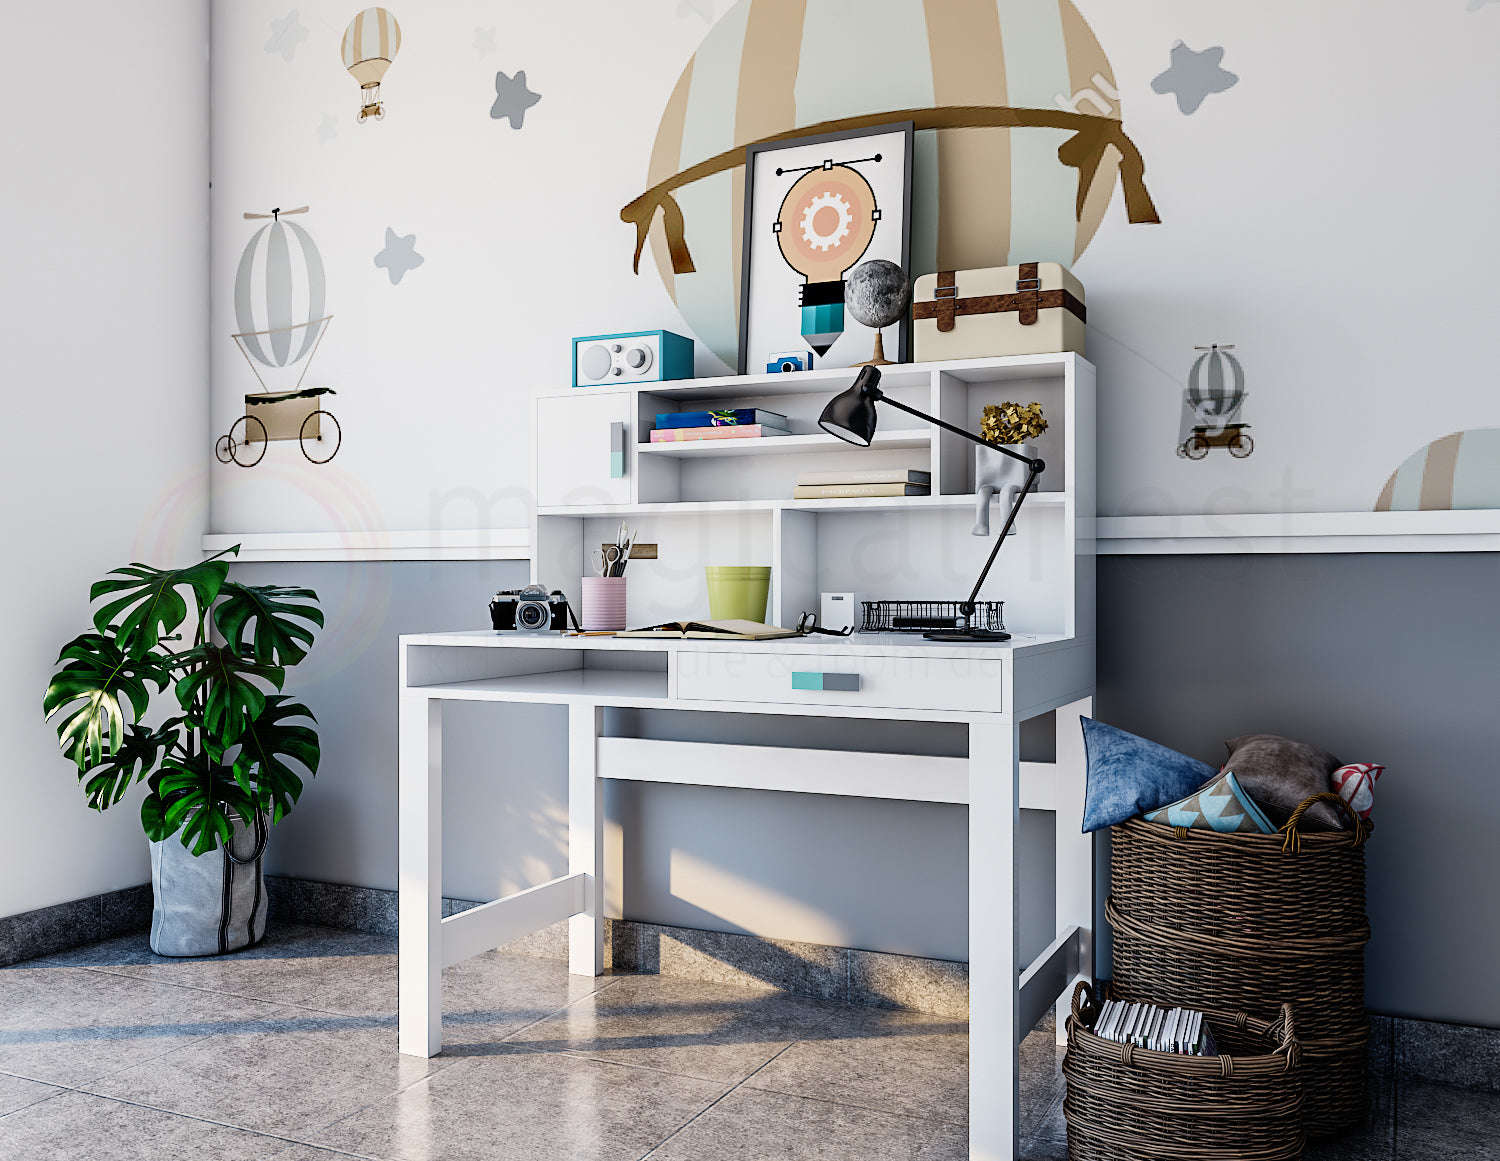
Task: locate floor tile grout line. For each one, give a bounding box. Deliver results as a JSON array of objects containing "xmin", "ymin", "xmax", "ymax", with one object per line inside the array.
[
  {"xmin": 635, "ymin": 1041, "xmax": 802, "ymax": 1161},
  {"xmin": 0, "ymin": 1085, "xmax": 386, "ymax": 1159}
]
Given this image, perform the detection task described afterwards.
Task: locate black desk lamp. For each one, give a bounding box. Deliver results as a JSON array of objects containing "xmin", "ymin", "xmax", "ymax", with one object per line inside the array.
[{"xmin": 818, "ymin": 366, "xmax": 1045, "ymax": 642}]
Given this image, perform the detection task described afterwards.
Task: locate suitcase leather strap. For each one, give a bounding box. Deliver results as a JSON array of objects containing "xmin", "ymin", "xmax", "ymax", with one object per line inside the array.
[{"xmin": 916, "ymin": 262, "xmax": 1086, "ymax": 332}]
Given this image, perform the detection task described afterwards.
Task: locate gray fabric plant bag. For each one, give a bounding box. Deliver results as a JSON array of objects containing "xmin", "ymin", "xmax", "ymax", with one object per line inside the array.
[{"xmin": 149, "ymin": 812, "xmax": 269, "ymax": 957}]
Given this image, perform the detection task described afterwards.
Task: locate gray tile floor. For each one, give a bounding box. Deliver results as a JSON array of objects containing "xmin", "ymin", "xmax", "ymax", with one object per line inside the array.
[{"xmin": 0, "ymin": 925, "xmax": 1489, "ymax": 1160}]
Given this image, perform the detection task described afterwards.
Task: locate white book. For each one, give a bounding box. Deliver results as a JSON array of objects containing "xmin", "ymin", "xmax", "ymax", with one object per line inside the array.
[
  {"xmin": 1149, "ymin": 1008, "xmax": 1166, "ymax": 1051},
  {"xmin": 796, "ymin": 467, "xmax": 932, "ymax": 486},
  {"xmin": 1166, "ymin": 1008, "xmax": 1183, "ymax": 1054},
  {"xmin": 1095, "ymin": 1000, "xmax": 1116, "ymax": 1039}
]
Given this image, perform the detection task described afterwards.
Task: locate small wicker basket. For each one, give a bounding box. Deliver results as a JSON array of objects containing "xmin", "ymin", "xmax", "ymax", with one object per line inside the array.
[
  {"xmin": 1063, "ymin": 981, "xmax": 1304, "ymax": 1161},
  {"xmin": 1108, "ymin": 792, "xmax": 1371, "ymax": 1139}
]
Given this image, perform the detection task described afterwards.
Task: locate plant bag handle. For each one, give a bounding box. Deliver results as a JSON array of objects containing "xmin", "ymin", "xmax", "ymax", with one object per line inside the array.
[{"xmin": 226, "ymin": 810, "xmax": 269, "ymax": 865}]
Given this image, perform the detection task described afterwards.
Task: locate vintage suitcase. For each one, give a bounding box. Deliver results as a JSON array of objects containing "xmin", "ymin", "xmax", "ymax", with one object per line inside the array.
[{"xmin": 912, "ymin": 262, "xmax": 1086, "ymax": 361}]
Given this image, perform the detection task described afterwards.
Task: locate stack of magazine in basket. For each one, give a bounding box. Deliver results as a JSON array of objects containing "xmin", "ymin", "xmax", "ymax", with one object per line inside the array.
[
  {"xmin": 793, "ymin": 467, "xmax": 931, "ymax": 500},
  {"xmin": 1092, "ymin": 999, "xmax": 1219, "ymax": 1057}
]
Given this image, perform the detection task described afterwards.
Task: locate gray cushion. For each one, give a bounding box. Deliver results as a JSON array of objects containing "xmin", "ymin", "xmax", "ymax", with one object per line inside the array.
[{"xmin": 1223, "ymin": 733, "xmax": 1346, "ymax": 830}]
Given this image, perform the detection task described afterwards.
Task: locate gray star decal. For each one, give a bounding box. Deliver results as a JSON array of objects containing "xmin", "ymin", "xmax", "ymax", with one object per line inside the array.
[
  {"xmin": 315, "ymin": 113, "xmax": 338, "ymax": 145},
  {"xmin": 1151, "ymin": 41, "xmax": 1239, "ymax": 115},
  {"xmin": 265, "ymin": 10, "xmax": 308, "ymax": 62},
  {"xmin": 475, "ymin": 26, "xmax": 497, "ymax": 55},
  {"xmin": 491, "ymin": 70, "xmax": 541, "ymax": 129},
  {"xmin": 375, "ymin": 228, "xmax": 425, "ymax": 285}
]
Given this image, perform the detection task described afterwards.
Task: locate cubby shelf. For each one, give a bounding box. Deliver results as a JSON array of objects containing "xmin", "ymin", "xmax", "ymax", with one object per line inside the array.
[
  {"xmin": 637, "ymin": 429, "xmax": 930, "ymax": 459},
  {"xmin": 531, "ymin": 353, "xmax": 1095, "ymax": 637},
  {"xmin": 537, "ymin": 492, "xmax": 1068, "ymax": 518}
]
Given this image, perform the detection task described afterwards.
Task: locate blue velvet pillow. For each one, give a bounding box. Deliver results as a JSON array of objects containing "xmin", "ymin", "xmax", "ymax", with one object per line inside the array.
[{"xmin": 1081, "ymin": 718, "xmax": 1218, "ymax": 832}]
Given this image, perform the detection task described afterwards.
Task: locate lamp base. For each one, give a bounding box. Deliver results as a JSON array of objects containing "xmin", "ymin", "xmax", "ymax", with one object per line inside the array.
[{"xmin": 922, "ymin": 628, "xmax": 1012, "ymax": 643}]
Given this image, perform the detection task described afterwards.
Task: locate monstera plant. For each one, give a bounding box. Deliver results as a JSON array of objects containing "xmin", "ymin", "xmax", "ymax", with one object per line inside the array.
[{"xmin": 42, "ymin": 548, "xmax": 322, "ymax": 954}]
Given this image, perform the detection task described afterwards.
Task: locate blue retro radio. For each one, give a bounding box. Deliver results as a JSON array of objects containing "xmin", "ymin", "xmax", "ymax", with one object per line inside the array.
[{"xmin": 572, "ymin": 330, "xmax": 694, "ymax": 387}]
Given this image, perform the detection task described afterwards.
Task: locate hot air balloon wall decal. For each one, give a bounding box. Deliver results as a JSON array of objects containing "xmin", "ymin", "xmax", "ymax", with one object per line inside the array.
[
  {"xmin": 1177, "ymin": 344, "xmax": 1253, "ymax": 460},
  {"xmin": 216, "ymin": 207, "xmax": 341, "ymax": 468},
  {"xmin": 341, "ymin": 7, "xmax": 401, "ymax": 123},
  {"xmin": 620, "ymin": 0, "xmax": 1161, "ymax": 372}
]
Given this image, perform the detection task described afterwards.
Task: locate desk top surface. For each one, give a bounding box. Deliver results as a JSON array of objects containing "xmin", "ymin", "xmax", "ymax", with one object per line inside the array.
[{"xmin": 401, "ymin": 629, "xmax": 1077, "ymax": 661}]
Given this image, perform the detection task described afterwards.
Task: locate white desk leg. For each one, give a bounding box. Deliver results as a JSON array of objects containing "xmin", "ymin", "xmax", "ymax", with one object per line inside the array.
[
  {"xmin": 568, "ymin": 703, "xmax": 604, "ymax": 976},
  {"xmin": 1055, "ymin": 696, "xmax": 1094, "ymax": 1046},
  {"xmin": 398, "ymin": 694, "xmax": 443, "ymax": 1058},
  {"xmin": 970, "ymin": 718, "xmax": 1020, "ymax": 1161}
]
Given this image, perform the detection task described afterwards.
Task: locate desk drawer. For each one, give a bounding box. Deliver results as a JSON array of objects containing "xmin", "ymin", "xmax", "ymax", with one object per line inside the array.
[{"xmin": 675, "ymin": 649, "xmax": 1005, "ymax": 712}]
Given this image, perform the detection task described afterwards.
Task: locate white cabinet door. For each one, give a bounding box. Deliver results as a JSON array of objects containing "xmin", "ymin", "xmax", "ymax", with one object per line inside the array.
[{"xmin": 536, "ymin": 394, "xmax": 632, "ymax": 508}]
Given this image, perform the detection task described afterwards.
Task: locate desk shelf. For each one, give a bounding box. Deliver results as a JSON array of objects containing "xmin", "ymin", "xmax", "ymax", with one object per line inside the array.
[
  {"xmin": 412, "ymin": 669, "xmax": 669, "ymax": 705},
  {"xmin": 532, "ymin": 353, "xmax": 1093, "ymax": 640}
]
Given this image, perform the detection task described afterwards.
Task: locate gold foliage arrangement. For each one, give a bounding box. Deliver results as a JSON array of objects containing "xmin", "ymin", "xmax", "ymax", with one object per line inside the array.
[{"xmin": 980, "ymin": 401, "xmax": 1048, "ymax": 446}]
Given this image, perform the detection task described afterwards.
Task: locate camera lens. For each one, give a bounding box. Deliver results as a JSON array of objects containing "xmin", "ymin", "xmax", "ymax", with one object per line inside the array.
[{"xmin": 517, "ymin": 602, "xmax": 547, "ymax": 629}]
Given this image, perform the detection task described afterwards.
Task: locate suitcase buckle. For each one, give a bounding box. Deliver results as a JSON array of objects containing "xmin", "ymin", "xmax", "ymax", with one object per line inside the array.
[
  {"xmin": 1016, "ymin": 278, "xmax": 1041, "ymax": 292},
  {"xmin": 933, "ymin": 285, "xmax": 958, "ymax": 299}
]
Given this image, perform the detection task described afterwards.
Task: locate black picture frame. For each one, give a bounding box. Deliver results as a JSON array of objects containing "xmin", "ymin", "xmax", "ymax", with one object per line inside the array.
[{"xmin": 737, "ymin": 122, "xmax": 915, "ymax": 376}]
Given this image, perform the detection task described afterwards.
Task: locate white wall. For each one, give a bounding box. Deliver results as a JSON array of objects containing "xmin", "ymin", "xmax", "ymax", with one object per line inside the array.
[
  {"xmin": 0, "ymin": 1, "xmax": 209, "ymax": 917},
  {"xmin": 208, "ymin": 0, "xmax": 1500, "ymax": 533}
]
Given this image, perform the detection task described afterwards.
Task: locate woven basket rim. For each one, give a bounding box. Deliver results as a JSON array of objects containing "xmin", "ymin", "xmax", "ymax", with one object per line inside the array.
[
  {"xmin": 1114, "ymin": 791, "xmax": 1373, "ymax": 852},
  {"xmin": 1067, "ymin": 982, "xmax": 1300, "ymax": 1078}
]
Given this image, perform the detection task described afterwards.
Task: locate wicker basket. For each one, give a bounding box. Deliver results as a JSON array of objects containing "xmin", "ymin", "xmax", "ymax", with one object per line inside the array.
[
  {"xmin": 1108, "ymin": 792, "xmax": 1371, "ymax": 1139},
  {"xmin": 1063, "ymin": 981, "xmax": 1304, "ymax": 1161}
]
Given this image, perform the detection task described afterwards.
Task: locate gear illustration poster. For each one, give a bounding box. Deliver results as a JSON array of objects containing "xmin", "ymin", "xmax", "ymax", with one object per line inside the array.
[{"xmin": 741, "ymin": 126, "xmax": 912, "ymax": 374}]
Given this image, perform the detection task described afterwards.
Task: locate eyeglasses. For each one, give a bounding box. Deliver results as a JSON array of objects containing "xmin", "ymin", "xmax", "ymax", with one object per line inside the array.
[{"xmin": 795, "ymin": 611, "xmax": 853, "ymax": 637}]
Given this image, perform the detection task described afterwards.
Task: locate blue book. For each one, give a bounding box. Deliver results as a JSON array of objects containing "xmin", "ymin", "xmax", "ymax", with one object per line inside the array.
[{"xmin": 655, "ymin": 408, "xmax": 789, "ymax": 431}]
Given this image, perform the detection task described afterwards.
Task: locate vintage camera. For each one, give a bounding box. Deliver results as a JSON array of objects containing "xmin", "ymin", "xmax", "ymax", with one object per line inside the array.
[
  {"xmin": 490, "ymin": 584, "xmax": 570, "ymax": 633},
  {"xmin": 765, "ymin": 350, "xmax": 813, "ymax": 374}
]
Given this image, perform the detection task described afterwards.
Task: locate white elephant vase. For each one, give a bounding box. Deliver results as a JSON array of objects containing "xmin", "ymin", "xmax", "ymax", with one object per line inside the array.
[{"xmin": 973, "ymin": 442, "xmax": 1036, "ymax": 537}]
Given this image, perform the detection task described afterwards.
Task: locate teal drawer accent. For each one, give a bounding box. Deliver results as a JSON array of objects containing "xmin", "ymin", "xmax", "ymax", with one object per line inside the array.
[{"xmin": 791, "ymin": 671, "xmax": 860, "ymax": 693}]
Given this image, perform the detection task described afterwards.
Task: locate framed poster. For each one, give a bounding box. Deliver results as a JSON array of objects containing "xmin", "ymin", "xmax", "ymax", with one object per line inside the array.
[{"xmin": 738, "ymin": 123, "xmax": 914, "ymax": 375}]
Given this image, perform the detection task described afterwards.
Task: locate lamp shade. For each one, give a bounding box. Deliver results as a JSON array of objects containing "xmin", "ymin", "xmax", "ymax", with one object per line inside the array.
[{"xmin": 818, "ymin": 366, "xmax": 883, "ymax": 446}]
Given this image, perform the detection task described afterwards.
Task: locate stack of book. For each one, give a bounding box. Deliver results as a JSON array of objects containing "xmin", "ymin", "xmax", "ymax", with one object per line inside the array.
[
  {"xmin": 793, "ymin": 468, "xmax": 932, "ymax": 500},
  {"xmin": 1091, "ymin": 999, "xmax": 1219, "ymax": 1057},
  {"xmin": 650, "ymin": 408, "xmax": 789, "ymax": 443}
]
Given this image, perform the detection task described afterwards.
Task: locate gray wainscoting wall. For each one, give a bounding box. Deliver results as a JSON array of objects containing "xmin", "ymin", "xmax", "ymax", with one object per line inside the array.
[{"xmin": 233, "ymin": 551, "xmax": 1500, "ymax": 1029}]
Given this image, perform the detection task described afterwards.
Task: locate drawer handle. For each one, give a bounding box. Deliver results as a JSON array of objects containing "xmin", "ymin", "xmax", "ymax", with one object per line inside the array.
[
  {"xmin": 609, "ymin": 421, "xmax": 627, "ymax": 479},
  {"xmin": 791, "ymin": 671, "xmax": 860, "ymax": 693}
]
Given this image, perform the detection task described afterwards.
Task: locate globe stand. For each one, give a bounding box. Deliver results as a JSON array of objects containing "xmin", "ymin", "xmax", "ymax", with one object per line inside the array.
[{"xmin": 854, "ymin": 330, "xmax": 894, "ymax": 368}]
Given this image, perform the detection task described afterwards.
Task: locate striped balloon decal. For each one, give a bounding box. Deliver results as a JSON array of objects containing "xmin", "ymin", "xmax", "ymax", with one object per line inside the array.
[
  {"xmin": 674, "ymin": 0, "xmax": 751, "ymax": 367},
  {"xmin": 342, "ymin": 7, "xmax": 399, "ymax": 70},
  {"xmin": 1376, "ymin": 429, "xmax": 1500, "ymax": 511},
  {"xmin": 233, "ymin": 222, "xmax": 327, "ymax": 369},
  {"xmin": 646, "ymin": 0, "xmax": 1122, "ymax": 367}
]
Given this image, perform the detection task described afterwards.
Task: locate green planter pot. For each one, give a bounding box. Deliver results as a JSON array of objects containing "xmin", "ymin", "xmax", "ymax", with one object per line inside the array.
[{"xmin": 705, "ymin": 565, "xmax": 771, "ymax": 622}]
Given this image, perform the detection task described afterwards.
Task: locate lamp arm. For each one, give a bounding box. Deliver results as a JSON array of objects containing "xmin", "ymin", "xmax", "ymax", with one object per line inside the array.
[
  {"xmin": 963, "ymin": 461, "xmax": 1043, "ymax": 618},
  {"xmin": 874, "ymin": 393, "xmax": 1043, "ymax": 471}
]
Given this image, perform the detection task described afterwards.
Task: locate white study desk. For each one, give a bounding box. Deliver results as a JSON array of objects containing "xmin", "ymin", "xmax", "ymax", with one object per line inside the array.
[{"xmin": 397, "ymin": 628, "xmax": 1095, "ymax": 1161}]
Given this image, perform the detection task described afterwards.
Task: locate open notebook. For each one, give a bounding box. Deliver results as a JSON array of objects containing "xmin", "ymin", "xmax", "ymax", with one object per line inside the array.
[{"xmin": 615, "ymin": 619, "xmax": 800, "ymax": 640}]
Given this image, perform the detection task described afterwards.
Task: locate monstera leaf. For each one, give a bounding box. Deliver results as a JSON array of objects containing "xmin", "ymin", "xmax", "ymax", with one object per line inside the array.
[
  {"xmin": 232, "ymin": 696, "xmax": 319, "ymax": 822},
  {"xmin": 90, "ymin": 553, "xmax": 234, "ymax": 656},
  {"xmin": 142, "ymin": 750, "xmax": 259, "ymax": 855},
  {"xmin": 43, "ymin": 633, "xmax": 168, "ymax": 770},
  {"xmin": 173, "ymin": 644, "xmax": 284, "ymax": 745},
  {"xmin": 80, "ymin": 719, "xmax": 184, "ymax": 810},
  {"xmin": 213, "ymin": 582, "xmax": 324, "ymax": 667}
]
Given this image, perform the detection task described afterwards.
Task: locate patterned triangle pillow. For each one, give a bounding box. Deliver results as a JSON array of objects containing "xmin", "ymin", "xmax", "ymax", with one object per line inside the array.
[{"xmin": 1145, "ymin": 771, "xmax": 1276, "ymax": 834}]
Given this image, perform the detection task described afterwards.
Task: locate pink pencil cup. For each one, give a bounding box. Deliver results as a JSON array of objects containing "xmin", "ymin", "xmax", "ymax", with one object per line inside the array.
[{"xmin": 580, "ymin": 576, "xmax": 628, "ymax": 632}]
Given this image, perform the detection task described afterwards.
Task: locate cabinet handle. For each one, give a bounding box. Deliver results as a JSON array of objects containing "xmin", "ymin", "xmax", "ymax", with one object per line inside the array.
[
  {"xmin": 791, "ymin": 671, "xmax": 860, "ymax": 693},
  {"xmin": 610, "ymin": 421, "xmax": 626, "ymax": 479}
]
